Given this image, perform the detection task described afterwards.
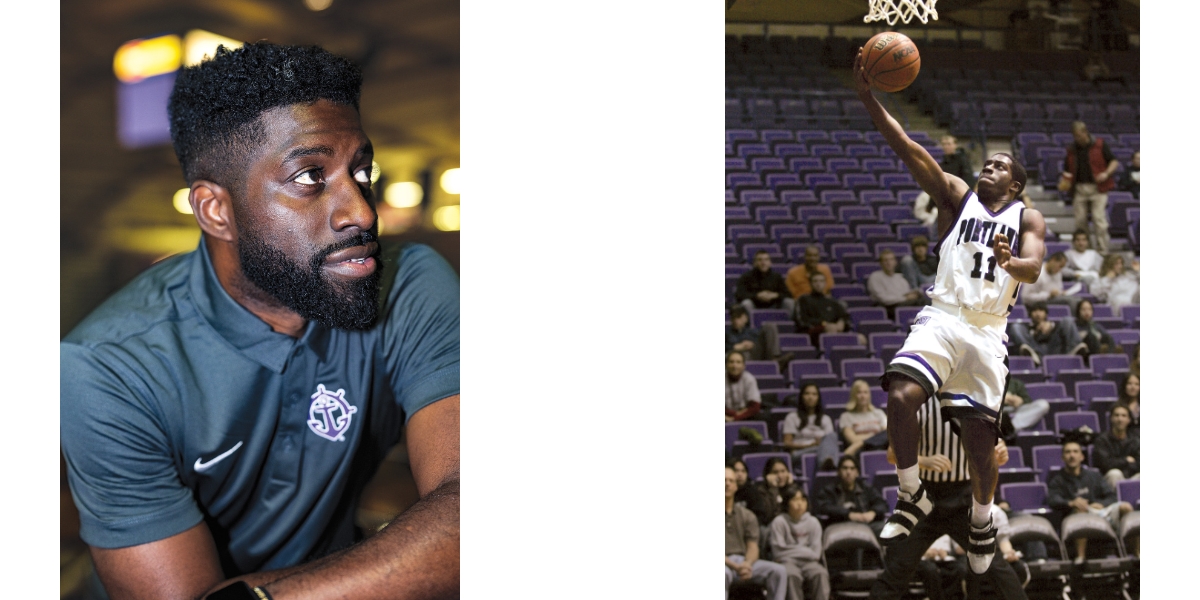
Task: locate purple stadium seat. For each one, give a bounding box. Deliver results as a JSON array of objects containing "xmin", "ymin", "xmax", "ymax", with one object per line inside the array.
[
  {"xmin": 1032, "ymin": 446, "xmax": 1064, "ymax": 483},
  {"xmin": 1074, "ymin": 381, "xmax": 1117, "ymax": 410},
  {"xmin": 1116, "ymin": 480, "xmax": 1139, "ymax": 508},
  {"xmin": 859, "ymin": 450, "xmax": 891, "ymax": 484},
  {"xmin": 751, "ymin": 309, "xmax": 790, "ymax": 329},
  {"xmin": 1054, "ymin": 411, "xmax": 1100, "ymax": 435},
  {"xmin": 1025, "ymin": 382, "xmax": 1068, "ymax": 401},
  {"xmin": 743, "ymin": 452, "xmax": 792, "ymax": 482},
  {"xmin": 726, "ymin": 421, "xmax": 771, "ymax": 452},
  {"xmin": 1089, "ymin": 355, "xmax": 1129, "ymax": 379},
  {"xmin": 1000, "ymin": 482, "xmax": 1050, "ymax": 514},
  {"xmin": 1119, "ymin": 305, "xmax": 1140, "ymax": 328},
  {"xmin": 842, "ymin": 358, "xmax": 885, "ymax": 383},
  {"xmin": 1042, "ymin": 355, "xmax": 1085, "ymax": 379},
  {"xmin": 895, "ymin": 306, "xmax": 922, "ymax": 332},
  {"xmin": 744, "ymin": 360, "xmax": 781, "ymax": 379}
]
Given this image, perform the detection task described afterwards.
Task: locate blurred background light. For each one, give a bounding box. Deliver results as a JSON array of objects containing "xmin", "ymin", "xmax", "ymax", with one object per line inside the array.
[
  {"xmin": 385, "ymin": 181, "xmax": 423, "ymax": 208},
  {"xmin": 370, "ymin": 160, "xmax": 381, "ymax": 184},
  {"xmin": 173, "ymin": 188, "xmax": 193, "ymax": 214},
  {"xmin": 432, "ymin": 205, "xmax": 459, "ymax": 231},
  {"xmin": 113, "ymin": 34, "xmax": 182, "ymax": 83},
  {"xmin": 183, "ymin": 29, "xmax": 243, "ymax": 66},
  {"xmin": 439, "ymin": 168, "xmax": 460, "ymax": 195},
  {"xmin": 304, "ymin": 0, "xmax": 333, "ymax": 11}
]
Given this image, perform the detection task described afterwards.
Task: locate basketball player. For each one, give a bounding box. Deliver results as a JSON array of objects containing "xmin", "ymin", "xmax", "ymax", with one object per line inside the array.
[{"xmin": 852, "ymin": 48, "xmax": 1047, "ymax": 575}]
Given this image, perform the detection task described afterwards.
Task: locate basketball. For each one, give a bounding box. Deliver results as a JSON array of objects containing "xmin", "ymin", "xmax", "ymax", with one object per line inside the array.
[{"xmin": 861, "ymin": 31, "xmax": 921, "ymax": 93}]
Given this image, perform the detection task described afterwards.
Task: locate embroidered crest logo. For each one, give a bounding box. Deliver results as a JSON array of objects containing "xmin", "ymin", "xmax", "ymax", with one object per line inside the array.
[{"xmin": 307, "ymin": 384, "xmax": 358, "ymax": 442}]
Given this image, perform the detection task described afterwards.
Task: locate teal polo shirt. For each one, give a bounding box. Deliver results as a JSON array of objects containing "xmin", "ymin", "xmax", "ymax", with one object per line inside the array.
[{"xmin": 60, "ymin": 241, "xmax": 459, "ymax": 574}]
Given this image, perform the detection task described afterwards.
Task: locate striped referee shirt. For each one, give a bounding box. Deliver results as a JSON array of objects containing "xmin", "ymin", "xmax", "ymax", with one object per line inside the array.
[{"xmin": 917, "ymin": 398, "xmax": 971, "ymax": 482}]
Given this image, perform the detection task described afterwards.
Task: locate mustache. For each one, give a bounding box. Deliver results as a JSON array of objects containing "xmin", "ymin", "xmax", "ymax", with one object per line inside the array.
[{"xmin": 309, "ymin": 232, "xmax": 378, "ymax": 267}]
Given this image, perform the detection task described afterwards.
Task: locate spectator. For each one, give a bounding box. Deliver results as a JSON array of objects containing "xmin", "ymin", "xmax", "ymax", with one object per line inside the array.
[
  {"xmin": 1117, "ymin": 373, "xmax": 1139, "ymax": 433},
  {"xmin": 839, "ymin": 380, "xmax": 889, "ymax": 457},
  {"xmin": 728, "ymin": 304, "xmax": 795, "ymax": 371},
  {"xmin": 1129, "ymin": 343, "xmax": 1140, "ymax": 379},
  {"xmin": 1091, "ymin": 254, "xmax": 1140, "ymax": 310},
  {"xmin": 726, "ymin": 305, "xmax": 763, "ymax": 361},
  {"xmin": 728, "ymin": 458, "xmax": 774, "ymax": 528},
  {"xmin": 1003, "ymin": 376, "xmax": 1050, "ymax": 432},
  {"xmin": 768, "ymin": 486, "xmax": 831, "ymax": 600},
  {"xmin": 757, "ymin": 457, "xmax": 798, "ymax": 529},
  {"xmin": 1021, "ymin": 252, "xmax": 1082, "ymax": 311},
  {"xmin": 939, "ymin": 135, "xmax": 976, "ymax": 188},
  {"xmin": 795, "ymin": 272, "xmax": 864, "ymax": 346},
  {"xmin": 726, "ymin": 467, "xmax": 788, "ymax": 600},
  {"xmin": 916, "ymin": 535, "xmax": 968, "ymax": 600},
  {"xmin": 737, "ymin": 251, "xmax": 794, "ymax": 313},
  {"xmin": 1008, "ymin": 301, "xmax": 1085, "ymax": 366},
  {"xmin": 867, "ymin": 249, "xmax": 923, "ymax": 319},
  {"xmin": 1117, "ymin": 151, "xmax": 1139, "ymax": 199},
  {"xmin": 813, "ymin": 455, "xmax": 888, "ymax": 537},
  {"xmin": 1074, "ymin": 298, "xmax": 1117, "ymax": 357},
  {"xmin": 1046, "ymin": 441, "xmax": 1133, "ymax": 563},
  {"xmin": 726, "ymin": 351, "xmax": 762, "ymax": 422},
  {"xmin": 781, "ymin": 384, "xmax": 840, "ymax": 472},
  {"xmin": 1060, "ymin": 121, "xmax": 1118, "ymax": 253},
  {"xmin": 899, "ymin": 235, "xmax": 938, "ymax": 295},
  {"xmin": 786, "ymin": 245, "xmax": 836, "ymax": 300},
  {"xmin": 1063, "ymin": 229, "xmax": 1104, "ymax": 285},
  {"xmin": 912, "ymin": 191, "xmax": 938, "ymax": 238},
  {"xmin": 1092, "ymin": 404, "xmax": 1139, "ymax": 489}
]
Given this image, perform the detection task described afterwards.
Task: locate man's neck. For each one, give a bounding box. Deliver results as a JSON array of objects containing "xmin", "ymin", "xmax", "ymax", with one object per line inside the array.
[
  {"xmin": 1112, "ymin": 428, "xmax": 1127, "ymax": 440},
  {"xmin": 1066, "ymin": 464, "xmax": 1083, "ymax": 476},
  {"xmin": 725, "ymin": 496, "xmax": 735, "ymax": 513}
]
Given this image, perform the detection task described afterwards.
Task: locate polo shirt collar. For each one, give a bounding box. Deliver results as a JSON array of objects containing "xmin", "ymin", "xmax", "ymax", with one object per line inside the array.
[{"xmin": 189, "ymin": 240, "xmax": 316, "ymax": 373}]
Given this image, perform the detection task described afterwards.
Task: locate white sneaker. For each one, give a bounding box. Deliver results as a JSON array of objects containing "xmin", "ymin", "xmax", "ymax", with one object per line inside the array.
[
  {"xmin": 967, "ymin": 511, "xmax": 997, "ymax": 574},
  {"xmin": 880, "ymin": 483, "xmax": 933, "ymax": 545}
]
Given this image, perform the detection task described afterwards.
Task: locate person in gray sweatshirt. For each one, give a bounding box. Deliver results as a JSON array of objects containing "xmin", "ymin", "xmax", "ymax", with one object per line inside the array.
[{"xmin": 769, "ymin": 486, "xmax": 830, "ymax": 600}]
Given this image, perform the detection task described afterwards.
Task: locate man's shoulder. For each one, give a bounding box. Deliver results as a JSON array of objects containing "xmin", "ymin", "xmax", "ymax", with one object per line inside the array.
[
  {"xmin": 732, "ymin": 503, "xmax": 756, "ymax": 523},
  {"xmin": 63, "ymin": 251, "xmax": 197, "ymax": 350}
]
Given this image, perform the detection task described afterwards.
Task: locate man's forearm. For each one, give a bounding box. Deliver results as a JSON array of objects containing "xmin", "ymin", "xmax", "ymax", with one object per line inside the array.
[{"xmin": 220, "ymin": 479, "xmax": 460, "ymax": 600}]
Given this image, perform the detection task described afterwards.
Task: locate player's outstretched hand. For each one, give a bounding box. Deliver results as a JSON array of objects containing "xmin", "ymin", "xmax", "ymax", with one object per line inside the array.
[
  {"xmin": 852, "ymin": 49, "xmax": 871, "ymax": 94},
  {"xmin": 993, "ymin": 232, "xmax": 1013, "ymax": 271}
]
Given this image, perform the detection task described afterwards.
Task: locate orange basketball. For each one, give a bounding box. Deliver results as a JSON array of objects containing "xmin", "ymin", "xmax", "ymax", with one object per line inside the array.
[{"xmin": 861, "ymin": 31, "xmax": 920, "ymax": 93}]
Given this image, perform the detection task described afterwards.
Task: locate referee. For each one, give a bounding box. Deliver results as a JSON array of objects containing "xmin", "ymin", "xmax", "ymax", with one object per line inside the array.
[{"xmin": 869, "ymin": 397, "xmax": 1029, "ymax": 599}]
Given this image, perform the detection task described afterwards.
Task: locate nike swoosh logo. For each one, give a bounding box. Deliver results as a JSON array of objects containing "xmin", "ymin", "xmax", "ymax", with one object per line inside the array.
[{"xmin": 194, "ymin": 441, "xmax": 243, "ymax": 472}]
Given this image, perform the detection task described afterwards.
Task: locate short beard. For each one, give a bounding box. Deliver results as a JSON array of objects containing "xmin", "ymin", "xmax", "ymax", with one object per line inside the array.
[{"xmin": 237, "ymin": 228, "xmax": 382, "ymax": 331}]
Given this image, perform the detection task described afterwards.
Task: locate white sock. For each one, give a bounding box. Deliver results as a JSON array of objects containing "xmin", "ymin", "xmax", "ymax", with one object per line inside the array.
[
  {"xmin": 898, "ymin": 465, "xmax": 920, "ymax": 496},
  {"xmin": 971, "ymin": 498, "xmax": 992, "ymax": 528}
]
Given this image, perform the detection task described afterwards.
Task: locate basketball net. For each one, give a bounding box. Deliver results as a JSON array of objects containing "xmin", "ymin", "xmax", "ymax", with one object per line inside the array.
[{"xmin": 864, "ymin": 0, "xmax": 938, "ymax": 25}]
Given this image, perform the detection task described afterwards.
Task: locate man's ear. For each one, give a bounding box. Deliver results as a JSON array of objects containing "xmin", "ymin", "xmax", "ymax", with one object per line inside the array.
[{"xmin": 190, "ymin": 180, "xmax": 236, "ymax": 243}]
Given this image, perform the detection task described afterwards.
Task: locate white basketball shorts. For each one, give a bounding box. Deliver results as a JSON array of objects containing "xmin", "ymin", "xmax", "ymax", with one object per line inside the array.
[{"xmin": 886, "ymin": 300, "xmax": 1009, "ymax": 423}]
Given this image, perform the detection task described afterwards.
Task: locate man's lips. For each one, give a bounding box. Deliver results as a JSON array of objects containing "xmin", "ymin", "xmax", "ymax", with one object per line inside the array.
[
  {"xmin": 322, "ymin": 242, "xmax": 380, "ymax": 277},
  {"xmin": 324, "ymin": 242, "xmax": 379, "ymax": 264}
]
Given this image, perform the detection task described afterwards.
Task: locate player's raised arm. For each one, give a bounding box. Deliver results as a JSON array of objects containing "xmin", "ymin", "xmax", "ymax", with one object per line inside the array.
[
  {"xmin": 853, "ymin": 49, "xmax": 969, "ymax": 215},
  {"xmin": 993, "ymin": 208, "xmax": 1047, "ymax": 284}
]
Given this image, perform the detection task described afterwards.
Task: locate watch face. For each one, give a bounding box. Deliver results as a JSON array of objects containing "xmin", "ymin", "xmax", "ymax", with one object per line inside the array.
[{"xmin": 206, "ymin": 581, "xmax": 256, "ymax": 600}]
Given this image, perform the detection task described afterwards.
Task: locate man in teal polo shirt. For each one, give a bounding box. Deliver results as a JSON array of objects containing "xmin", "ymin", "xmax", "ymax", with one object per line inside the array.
[{"xmin": 61, "ymin": 43, "xmax": 459, "ymax": 600}]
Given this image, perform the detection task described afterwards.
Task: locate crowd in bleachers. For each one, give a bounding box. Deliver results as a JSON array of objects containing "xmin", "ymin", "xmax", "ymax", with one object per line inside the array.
[{"xmin": 724, "ymin": 32, "xmax": 1140, "ymax": 600}]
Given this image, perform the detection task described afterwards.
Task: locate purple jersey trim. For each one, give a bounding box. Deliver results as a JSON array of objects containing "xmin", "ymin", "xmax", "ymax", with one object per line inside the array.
[{"xmin": 894, "ymin": 351, "xmax": 943, "ymax": 389}]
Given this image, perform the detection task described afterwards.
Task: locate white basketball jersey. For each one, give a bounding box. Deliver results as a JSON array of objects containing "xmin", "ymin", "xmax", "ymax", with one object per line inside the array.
[{"xmin": 929, "ymin": 191, "xmax": 1024, "ymax": 317}]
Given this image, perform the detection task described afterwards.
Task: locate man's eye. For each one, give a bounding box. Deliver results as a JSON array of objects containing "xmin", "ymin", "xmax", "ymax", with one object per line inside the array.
[
  {"xmin": 353, "ymin": 167, "xmax": 371, "ymax": 184},
  {"xmin": 295, "ymin": 170, "xmax": 322, "ymax": 185}
]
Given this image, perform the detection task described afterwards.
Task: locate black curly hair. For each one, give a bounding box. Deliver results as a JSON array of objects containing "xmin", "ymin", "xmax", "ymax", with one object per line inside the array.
[{"xmin": 167, "ymin": 42, "xmax": 363, "ymax": 189}]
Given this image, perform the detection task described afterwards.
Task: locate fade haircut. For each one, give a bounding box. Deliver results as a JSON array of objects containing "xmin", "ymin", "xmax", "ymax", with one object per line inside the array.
[
  {"xmin": 168, "ymin": 42, "xmax": 363, "ymax": 189},
  {"xmin": 994, "ymin": 152, "xmax": 1027, "ymax": 196}
]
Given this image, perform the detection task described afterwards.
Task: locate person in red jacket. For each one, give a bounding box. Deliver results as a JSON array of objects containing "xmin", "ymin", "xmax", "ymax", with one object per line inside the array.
[{"xmin": 1061, "ymin": 121, "xmax": 1119, "ymax": 253}]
